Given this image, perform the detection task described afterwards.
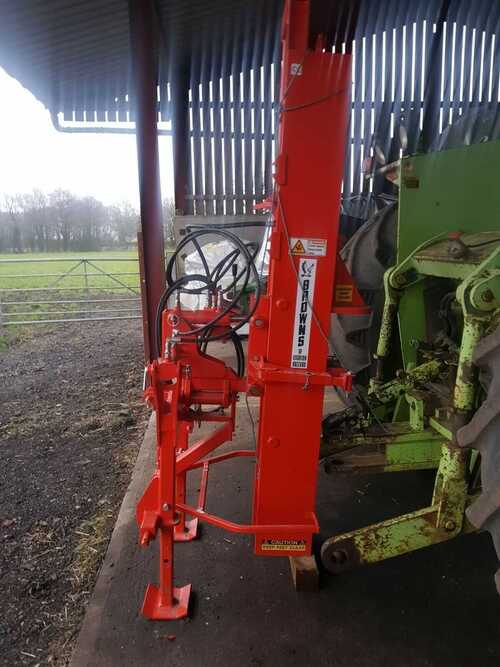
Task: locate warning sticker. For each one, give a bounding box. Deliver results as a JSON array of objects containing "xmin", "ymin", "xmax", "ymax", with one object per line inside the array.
[
  {"xmin": 261, "ymin": 539, "xmax": 307, "ymax": 552},
  {"xmin": 335, "ymin": 284, "xmax": 354, "ymax": 303},
  {"xmin": 290, "ymin": 259, "xmax": 317, "ymax": 369},
  {"xmin": 290, "ymin": 237, "xmax": 327, "ymax": 257},
  {"xmin": 291, "ymin": 239, "xmax": 306, "ymax": 254}
]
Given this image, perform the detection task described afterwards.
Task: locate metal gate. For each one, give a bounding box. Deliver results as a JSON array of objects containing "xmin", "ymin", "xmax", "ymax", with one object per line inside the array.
[{"xmin": 0, "ymin": 256, "xmax": 141, "ymax": 326}]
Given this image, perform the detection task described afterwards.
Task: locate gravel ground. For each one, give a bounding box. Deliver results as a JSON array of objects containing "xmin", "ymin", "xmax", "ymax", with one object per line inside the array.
[{"xmin": 0, "ymin": 321, "xmax": 147, "ymax": 665}]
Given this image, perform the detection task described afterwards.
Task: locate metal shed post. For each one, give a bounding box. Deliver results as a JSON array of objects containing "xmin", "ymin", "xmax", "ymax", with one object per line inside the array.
[
  {"xmin": 128, "ymin": 0, "xmax": 166, "ymax": 361},
  {"xmin": 172, "ymin": 64, "xmax": 192, "ymax": 215}
]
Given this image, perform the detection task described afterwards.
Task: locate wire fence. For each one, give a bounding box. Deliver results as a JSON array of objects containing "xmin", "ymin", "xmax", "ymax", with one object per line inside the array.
[{"xmin": 0, "ymin": 256, "xmax": 142, "ymax": 326}]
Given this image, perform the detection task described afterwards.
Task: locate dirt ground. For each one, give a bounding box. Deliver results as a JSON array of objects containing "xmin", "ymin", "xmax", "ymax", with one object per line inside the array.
[{"xmin": 0, "ymin": 321, "xmax": 147, "ymax": 665}]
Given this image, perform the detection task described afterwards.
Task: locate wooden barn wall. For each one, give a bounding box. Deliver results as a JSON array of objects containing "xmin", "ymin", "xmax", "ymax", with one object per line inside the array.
[{"xmin": 182, "ymin": 0, "xmax": 500, "ymax": 215}]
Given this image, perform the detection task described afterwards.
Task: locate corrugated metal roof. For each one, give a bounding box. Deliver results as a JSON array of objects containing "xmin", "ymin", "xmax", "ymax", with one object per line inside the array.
[
  {"xmin": 1, "ymin": 0, "xmax": 498, "ymax": 215},
  {"xmin": 0, "ymin": 0, "xmax": 285, "ymax": 118},
  {"xmin": 0, "ymin": 0, "xmax": 369, "ymax": 120}
]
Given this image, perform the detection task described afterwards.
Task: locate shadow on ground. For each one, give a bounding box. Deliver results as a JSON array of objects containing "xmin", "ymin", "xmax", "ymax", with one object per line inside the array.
[{"xmin": 72, "ymin": 398, "xmax": 500, "ymax": 667}]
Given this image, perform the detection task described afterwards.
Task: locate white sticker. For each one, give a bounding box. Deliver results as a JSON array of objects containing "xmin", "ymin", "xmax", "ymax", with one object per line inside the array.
[
  {"xmin": 290, "ymin": 237, "xmax": 327, "ymax": 257},
  {"xmin": 291, "ymin": 259, "xmax": 317, "ymax": 369},
  {"xmin": 290, "ymin": 63, "xmax": 303, "ymax": 76}
]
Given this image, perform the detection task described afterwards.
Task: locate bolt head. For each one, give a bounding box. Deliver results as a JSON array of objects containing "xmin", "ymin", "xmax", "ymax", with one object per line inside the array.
[
  {"xmin": 394, "ymin": 273, "xmax": 406, "ymax": 286},
  {"xmin": 276, "ymin": 298, "xmax": 289, "ymax": 311},
  {"xmin": 162, "ymin": 503, "xmax": 170, "ymax": 512},
  {"xmin": 444, "ymin": 520, "xmax": 456, "ymax": 532},
  {"xmin": 482, "ymin": 289, "xmax": 494, "ymax": 303}
]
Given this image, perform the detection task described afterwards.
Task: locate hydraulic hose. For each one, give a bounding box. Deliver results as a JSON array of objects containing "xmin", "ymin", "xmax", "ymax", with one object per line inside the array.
[{"xmin": 156, "ymin": 227, "xmax": 261, "ymax": 359}]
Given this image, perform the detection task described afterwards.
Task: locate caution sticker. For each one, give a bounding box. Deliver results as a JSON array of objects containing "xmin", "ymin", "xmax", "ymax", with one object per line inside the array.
[
  {"xmin": 290, "ymin": 237, "xmax": 327, "ymax": 257},
  {"xmin": 261, "ymin": 539, "xmax": 307, "ymax": 552},
  {"xmin": 335, "ymin": 284, "xmax": 354, "ymax": 303}
]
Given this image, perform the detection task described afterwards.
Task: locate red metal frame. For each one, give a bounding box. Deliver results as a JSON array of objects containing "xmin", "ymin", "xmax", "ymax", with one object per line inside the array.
[{"xmin": 136, "ymin": 0, "xmax": 362, "ymax": 620}]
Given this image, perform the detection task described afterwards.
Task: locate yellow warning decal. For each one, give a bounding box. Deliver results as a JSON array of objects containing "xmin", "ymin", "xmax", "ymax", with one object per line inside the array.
[
  {"xmin": 291, "ymin": 239, "xmax": 306, "ymax": 255},
  {"xmin": 290, "ymin": 237, "xmax": 327, "ymax": 256},
  {"xmin": 335, "ymin": 284, "xmax": 353, "ymax": 303},
  {"xmin": 261, "ymin": 539, "xmax": 307, "ymax": 552}
]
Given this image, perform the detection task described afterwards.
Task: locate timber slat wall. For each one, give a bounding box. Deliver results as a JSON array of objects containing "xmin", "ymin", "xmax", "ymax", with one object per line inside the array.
[
  {"xmin": 47, "ymin": 0, "xmax": 499, "ymax": 216},
  {"xmin": 178, "ymin": 0, "xmax": 499, "ymax": 215}
]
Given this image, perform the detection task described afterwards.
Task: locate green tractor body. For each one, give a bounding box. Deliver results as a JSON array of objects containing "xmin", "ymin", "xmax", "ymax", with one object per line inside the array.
[{"xmin": 321, "ymin": 140, "xmax": 500, "ymax": 593}]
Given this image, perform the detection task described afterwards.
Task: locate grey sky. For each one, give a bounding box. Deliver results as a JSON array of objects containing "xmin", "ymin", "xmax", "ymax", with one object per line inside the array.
[{"xmin": 0, "ymin": 67, "xmax": 174, "ymax": 206}]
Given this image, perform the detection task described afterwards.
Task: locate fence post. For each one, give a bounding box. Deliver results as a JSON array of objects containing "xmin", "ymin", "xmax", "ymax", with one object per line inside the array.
[{"xmin": 83, "ymin": 259, "xmax": 90, "ymax": 319}]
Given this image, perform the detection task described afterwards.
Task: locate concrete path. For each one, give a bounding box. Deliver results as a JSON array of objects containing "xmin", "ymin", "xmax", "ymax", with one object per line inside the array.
[{"xmin": 71, "ymin": 398, "xmax": 500, "ymax": 667}]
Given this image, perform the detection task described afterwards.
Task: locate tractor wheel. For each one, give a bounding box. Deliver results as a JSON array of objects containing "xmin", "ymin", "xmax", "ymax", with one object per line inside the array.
[
  {"xmin": 457, "ymin": 325, "xmax": 500, "ymax": 594},
  {"xmin": 331, "ymin": 202, "xmax": 397, "ymax": 384}
]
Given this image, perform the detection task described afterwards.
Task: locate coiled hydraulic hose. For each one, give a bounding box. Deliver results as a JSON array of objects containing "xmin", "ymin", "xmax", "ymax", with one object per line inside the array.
[{"xmin": 155, "ymin": 227, "xmax": 261, "ymax": 375}]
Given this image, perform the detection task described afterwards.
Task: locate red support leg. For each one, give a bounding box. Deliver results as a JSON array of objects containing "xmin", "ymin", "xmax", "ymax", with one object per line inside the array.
[
  {"xmin": 174, "ymin": 421, "xmax": 198, "ymax": 542},
  {"xmin": 139, "ymin": 371, "xmax": 191, "ymax": 620},
  {"xmin": 142, "ymin": 523, "xmax": 191, "ymax": 620}
]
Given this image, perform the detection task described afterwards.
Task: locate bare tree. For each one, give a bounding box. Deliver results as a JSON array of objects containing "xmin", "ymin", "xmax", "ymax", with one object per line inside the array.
[
  {"xmin": 49, "ymin": 189, "xmax": 76, "ymax": 252},
  {"xmin": 162, "ymin": 198, "xmax": 175, "ymax": 244},
  {"xmin": 0, "ymin": 190, "xmax": 147, "ymax": 252},
  {"xmin": 31, "ymin": 189, "xmax": 50, "ymax": 252},
  {"xmin": 110, "ymin": 200, "xmax": 139, "ymax": 248},
  {"xmin": 3, "ymin": 194, "xmax": 23, "ymax": 253},
  {"xmin": 13, "ymin": 190, "xmax": 50, "ymax": 252}
]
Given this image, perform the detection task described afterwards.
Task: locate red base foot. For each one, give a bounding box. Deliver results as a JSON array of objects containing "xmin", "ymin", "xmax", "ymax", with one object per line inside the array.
[
  {"xmin": 174, "ymin": 518, "xmax": 199, "ymax": 542},
  {"xmin": 141, "ymin": 583, "xmax": 191, "ymax": 620}
]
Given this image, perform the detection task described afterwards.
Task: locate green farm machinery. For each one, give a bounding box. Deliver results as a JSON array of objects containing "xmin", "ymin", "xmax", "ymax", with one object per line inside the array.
[{"xmin": 321, "ymin": 139, "xmax": 500, "ymax": 593}]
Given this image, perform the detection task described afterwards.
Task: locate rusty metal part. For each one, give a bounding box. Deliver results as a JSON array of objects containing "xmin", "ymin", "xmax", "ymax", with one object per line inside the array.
[
  {"xmin": 321, "ymin": 440, "xmax": 475, "ymax": 575},
  {"xmin": 322, "ymin": 422, "xmax": 442, "ymax": 474},
  {"xmin": 457, "ymin": 325, "xmax": 500, "ymax": 592},
  {"xmin": 370, "ymin": 359, "xmax": 443, "ymax": 404},
  {"xmin": 447, "ymin": 236, "xmax": 469, "ymax": 260},
  {"xmin": 321, "ymin": 508, "xmax": 441, "ymax": 574}
]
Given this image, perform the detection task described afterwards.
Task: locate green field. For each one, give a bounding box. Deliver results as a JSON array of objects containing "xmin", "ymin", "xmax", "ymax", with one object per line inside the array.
[
  {"xmin": 0, "ymin": 251, "xmax": 140, "ymax": 291},
  {"xmin": 0, "ymin": 251, "xmax": 144, "ymax": 335},
  {"xmin": 0, "ymin": 250, "xmax": 179, "ymax": 334}
]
